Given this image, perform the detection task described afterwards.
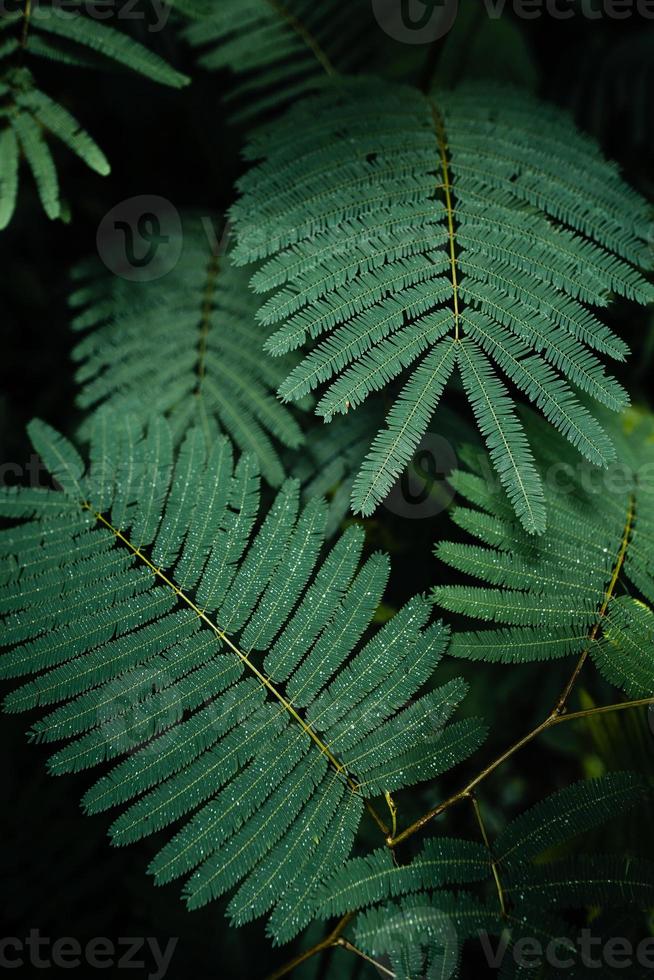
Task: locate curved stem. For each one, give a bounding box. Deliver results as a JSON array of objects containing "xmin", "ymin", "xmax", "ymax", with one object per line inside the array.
[
  {"xmin": 553, "ymin": 494, "xmax": 635, "ymax": 715},
  {"xmin": 387, "ymin": 696, "xmax": 654, "ymax": 848},
  {"xmin": 388, "ymin": 493, "xmax": 638, "ymax": 847},
  {"xmin": 266, "ymin": 914, "xmax": 353, "ymax": 980}
]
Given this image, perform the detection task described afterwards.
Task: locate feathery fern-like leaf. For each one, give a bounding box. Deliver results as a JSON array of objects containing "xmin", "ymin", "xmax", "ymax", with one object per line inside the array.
[
  {"xmin": 0, "ymin": 3, "xmax": 187, "ymax": 226},
  {"xmin": 70, "ymin": 215, "xmax": 304, "ymax": 487},
  {"xmin": 231, "ymin": 78, "xmax": 653, "ymax": 532},
  {"xmin": 434, "ymin": 408, "xmax": 654, "ymax": 696},
  {"xmin": 0, "ymin": 411, "xmax": 485, "ymax": 944},
  {"xmin": 180, "ymin": 0, "xmax": 372, "ymax": 124}
]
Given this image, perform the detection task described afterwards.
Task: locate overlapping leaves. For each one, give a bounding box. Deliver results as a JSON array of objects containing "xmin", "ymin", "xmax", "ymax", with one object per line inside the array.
[
  {"xmin": 0, "ymin": 410, "xmax": 485, "ymax": 943},
  {"xmin": 312, "ymin": 773, "xmax": 651, "ymax": 979},
  {"xmin": 70, "ymin": 215, "xmax": 303, "ymax": 486},
  {"xmin": 231, "ymin": 78, "xmax": 654, "ymax": 532},
  {"xmin": 0, "ymin": 2, "xmax": 188, "ymax": 227},
  {"xmin": 434, "ymin": 409, "xmax": 654, "ymax": 699},
  {"xmin": 179, "ymin": 0, "xmax": 372, "ymax": 124}
]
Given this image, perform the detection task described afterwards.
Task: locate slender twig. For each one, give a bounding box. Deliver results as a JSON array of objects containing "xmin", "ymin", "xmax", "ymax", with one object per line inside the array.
[
  {"xmin": 266, "ymin": 914, "xmax": 353, "ymax": 980},
  {"xmin": 21, "ymin": 0, "xmax": 32, "ymax": 48},
  {"xmin": 387, "ymin": 495, "xmax": 638, "ymax": 848},
  {"xmin": 387, "ymin": 696, "xmax": 654, "ymax": 848},
  {"xmin": 385, "ymin": 790, "xmax": 398, "ymax": 839},
  {"xmin": 468, "ymin": 792, "xmax": 506, "ymax": 918},
  {"xmin": 337, "ymin": 938, "xmax": 396, "ymax": 978},
  {"xmin": 553, "ymin": 494, "xmax": 635, "ymax": 715},
  {"xmin": 551, "ymin": 697, "xmax": 654, "ymax": 726}
]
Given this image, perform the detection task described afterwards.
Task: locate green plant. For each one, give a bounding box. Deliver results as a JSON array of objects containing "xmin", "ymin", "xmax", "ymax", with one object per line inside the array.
[
  {"xmin": 231, "ymin": 78, "xmax": 653, "ymax": 531},
  {"xmin": 0, "ymin": 413, "xmax": 485, "ymax": 941},
  {"xmin": 0, "ymin": 1, "xmax": 188, "ymax": 226},
  {"xmin": 2, "ymin": 4, "xmax": 654, "ymax": 978},
  {"xmin": 70, "ymin": 214, "xmax": 304, "ymax": 486},
  {"xmin": 434, "ymin": 407, "xmax": 654, "ymax": 693}
]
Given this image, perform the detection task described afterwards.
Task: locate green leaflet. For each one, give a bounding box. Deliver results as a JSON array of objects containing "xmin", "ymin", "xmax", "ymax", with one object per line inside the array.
[
  {"xmin": 180, "ymin": 0, "xmax": 373, "ymax": 124},
  {"xmin": 231, "ymin": 78, "xmax": 653, "ymax": 532},
  {"xmin": 0, "ymin": 124, "xmax": 19, "ymax": 229},
  {"xmin": 504, "ymin": 855, "xmax": 654, "ymax": 908},
  {"xmin": 30, "ymin": 8, "xmax": 189, "ymax": 88},
  {"xmin": 0, "ymin": 412, "xmax": 483, "ymax": 943},
  {"xmin": 0, "ymin": 4, "xmax": 187, "ymax": 227},
  {"xmin": 316, "ymin": 837, "xmax": 490, "ymax": 917},
  {"xmin": 494, "ymin": 772, "xmax": 650, "ymax": 870},
  {"xmin": 331, "ymin": 776, "xmax": 652, "ymax": 977},
  {"xmin": 70, "ymin": 215, "xmax": 305, "ymax": 487},
  {"xmin": 354, "ymin": 892, "xmax": 501, "ymax": 980},
  {"xmin": 434, "ymin": 408, "xmax": 654, "ymax": 698}
]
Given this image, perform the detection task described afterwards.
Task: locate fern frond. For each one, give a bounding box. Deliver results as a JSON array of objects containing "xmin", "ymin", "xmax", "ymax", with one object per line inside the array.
[
  {"xmin": 354, "ymin": 892, "xmax": 501, "ymax": 980},
  {"xmin": 0, "ymin": 65, "xmax": 111, "ymax": 226},
  {"xmin": 0, "ymin": 4, "xmax": 187, "ymax": 226},
  {"xmin": 70, "ymin": 215, "xmax": 304, "ymax": 487},
  {"xmin": 328, "ymin": 775, "xmax": 650, "ymax": 977},
  {"xmin": 494, "ymin": 772, "xmax": 649, "ymax": 869},
  {"xmin": 0, "ymin": 412, "xmax": 484, "ymax": 943},
  {"xmin": 505, "ymin": 855, "xmax": 654, "ymax": 909},
  {"xmin": 434, "ymin": 408, "xmax": 654, "ymax": 697},
  {"xmin": 3, "ymin": 3, "xmax": 188, "ymax": 87},
  {"xmin": 316, "ymin": 838, "xmax": 490, "ymax": 917},
  {"xmin": 231, "ymin": 78, "xmax": 653, "ymax": 531},
  {"xmin": 179, "ymin": 0, "xmax": 372, "ymax": 124}
]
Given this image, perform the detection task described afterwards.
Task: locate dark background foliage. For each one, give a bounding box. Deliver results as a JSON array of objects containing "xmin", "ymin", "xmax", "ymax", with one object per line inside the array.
[{"xmin": 1, "ymin": 4, "xmax": 653, "ymax": 977}]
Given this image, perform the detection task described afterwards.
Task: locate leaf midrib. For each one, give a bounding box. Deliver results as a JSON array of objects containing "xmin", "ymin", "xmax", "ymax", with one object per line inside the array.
[{"xmin": 81, "ymin": 501, "xmax": 351, "ymax": 783}]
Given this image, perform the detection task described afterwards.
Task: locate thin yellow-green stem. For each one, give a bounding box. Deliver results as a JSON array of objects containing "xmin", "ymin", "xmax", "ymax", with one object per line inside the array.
[
  {"xmin": 554, "ymin": 494, "xmax": 635, "ymax": 714},
  {"xmin": 265, "ymin": 0, "xmax": 336, "ymax": 76},
  {"xmin": 388, "ymin": 495, "xmax": 640, "ymax": 848},
  {"xmin": 337, "ymin": 938, "xmax": 396, "ymax": 978},
  {"xmin": 82, "ymin": 503, "xmax": 389, "ymax": 837},
  {"xmin": 266, "ymin": 914, "xmax": 353, "ymax": 980},
  {"xmin": 432, "ymin": 104, "xmax": 461, "ymax": 341},
  {"xmin": 469, "ymin": 792, "xmax": 506, "ymax": 918},
  {"xmin": 21, "ymin": 0, "xmax": 32, "ymax": 48}
]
